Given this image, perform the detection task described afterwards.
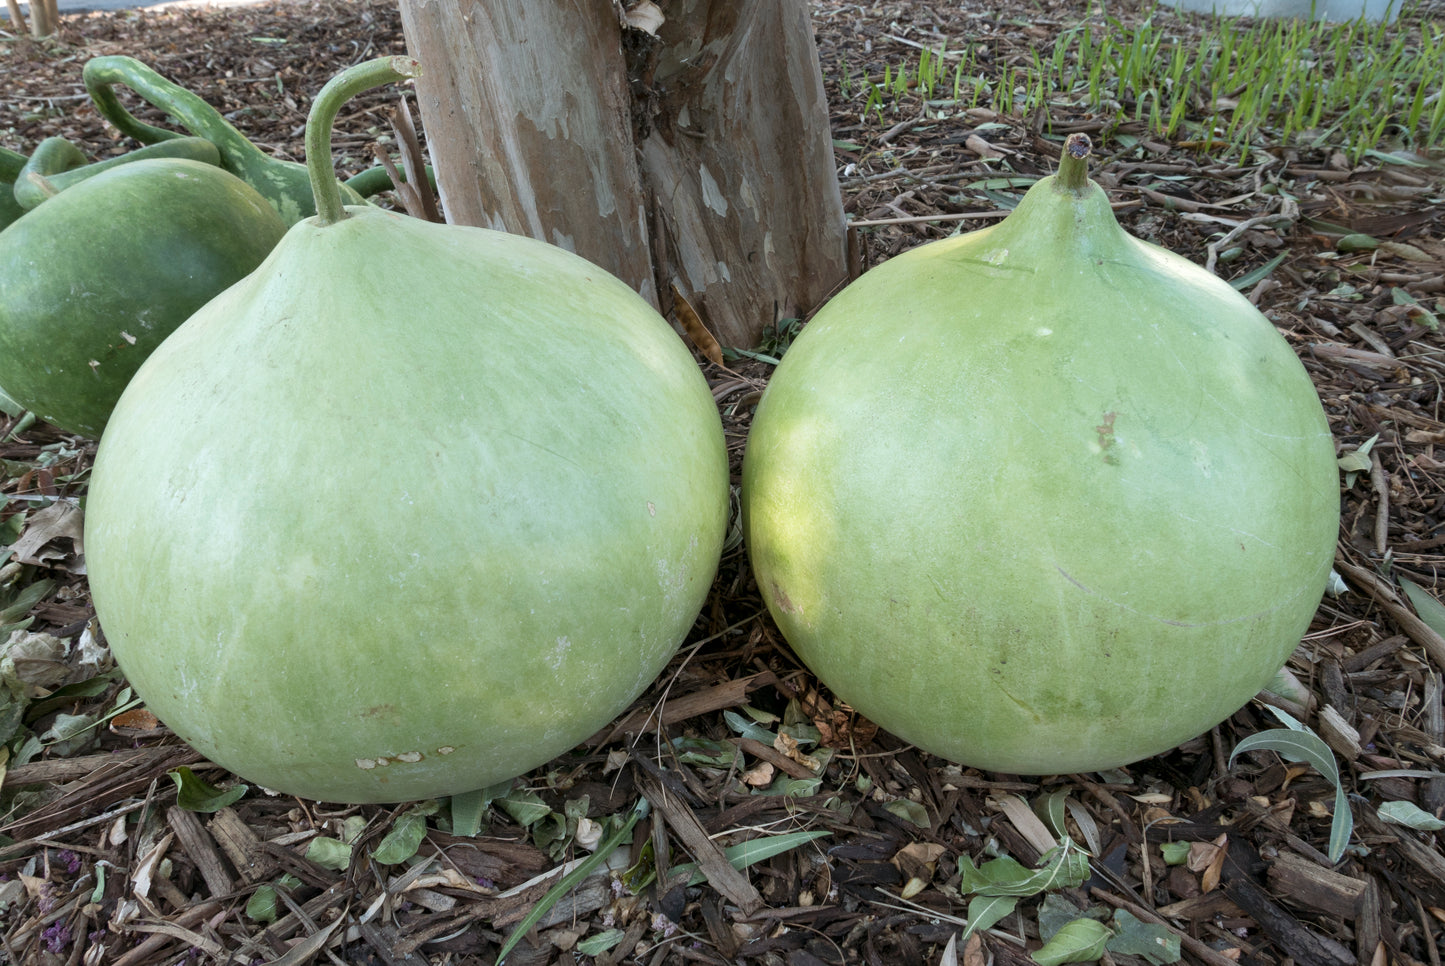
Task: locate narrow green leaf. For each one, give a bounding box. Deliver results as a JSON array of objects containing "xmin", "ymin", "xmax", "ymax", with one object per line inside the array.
[
  {"xmin": 448, "ymin": 788, "xmax": 487, "ymax": 838},
  {"xmin": 1032, "ymin": 917, "xmax": 1112, "ymax": 965},
  {"xmin": 1107, "ymin": 909, "xmax": 1182, "ymax": 964},
  {"xmin": 1230, "ymin": 729, "xmax": 1352, "ymax": 862},
  {"xmin": 678, "ymin": 829, "xmax": 833, "ymax": 887},
  {"xmin": 497, "ymin": 798, "xmax": 649, "ymax": 965},
  {"xmin": 962, "ymin": 894, "xmax": 1017, "ymax": 941},
  {"xmin": 1377, "ymin": 800, "xmax": 1445, "ymax": 831},
  {"xmin": 1399, "ymin": 577, "xmax": 1445, "ymax": 640},
  {"xmin": 1035, "ymin": 789, "xmax": 1071, "ymax": 840},
  {"xmin": 575, "ymin": 929, "xmax": 626, "ymax": 955},
  {"xmin": 1228, "ymin": 252, "xmax": 1287, "ymax": 292},
  {"xmin": 168, "ymin": 766, "xmax": 247, "ymax": 813}
]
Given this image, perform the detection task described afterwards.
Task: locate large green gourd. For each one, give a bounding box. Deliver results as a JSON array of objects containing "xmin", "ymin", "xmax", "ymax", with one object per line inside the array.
[
  {"xmin": 0, "ymin": 159, "xmax": 287, "ymax": 437},
  {"xmin": 85, "ymin": 58, "xmax": 729, "ymax": 804},
  {"xmin": 741, "ymin": 135, "xmax": 1339, "ymax": 776}
]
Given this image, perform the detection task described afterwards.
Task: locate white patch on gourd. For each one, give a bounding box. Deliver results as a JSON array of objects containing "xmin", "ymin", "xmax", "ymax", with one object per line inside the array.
[{"xmin": 549, "ymin": 636, "xmax": 571, "ymax": 670}]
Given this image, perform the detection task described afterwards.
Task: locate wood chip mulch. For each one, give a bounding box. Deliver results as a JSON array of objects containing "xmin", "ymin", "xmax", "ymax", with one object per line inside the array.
[{"xmin": 2, "ymin": 1, "xmax": 1444, "ymax": 964}]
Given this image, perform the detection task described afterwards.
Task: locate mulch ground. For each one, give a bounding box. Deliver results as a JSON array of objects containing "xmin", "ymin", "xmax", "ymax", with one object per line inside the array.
[{"xmin": 2, "ymin": 1, "xmax": 1445, "ymax": 964}]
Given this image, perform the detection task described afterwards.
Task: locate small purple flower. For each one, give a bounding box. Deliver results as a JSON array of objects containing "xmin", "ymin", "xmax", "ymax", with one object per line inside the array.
[
  {"xmin": 475, "ymin": 875, "xmax": 496, "ymax": 889},
  {"xmin": 650, "ymin": 913, "xmax": 677, "ymax": 938},
  {"xmin": 54, "ymin": 850, "xmax": 81, "ymax": 875},
  {"xmin": 37, "ymin": 882, "xmax": 55, "ymax": 914},
  {"xmin": 42, "ymin": 920, "xmax": 71, "ymax": 954}
]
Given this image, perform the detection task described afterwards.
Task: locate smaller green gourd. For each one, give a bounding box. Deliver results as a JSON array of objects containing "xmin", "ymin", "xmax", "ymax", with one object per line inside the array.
[
  {"xmin": 13, "ymin": 136, "xmax": 222, "ymax": 210},
  {"xmin": 83, "ymin": 55, "xmax": 369, "ymax": 224},
  {"xmin": 0, "ymin": 158, "xmax": 287, "ymax": 437}
]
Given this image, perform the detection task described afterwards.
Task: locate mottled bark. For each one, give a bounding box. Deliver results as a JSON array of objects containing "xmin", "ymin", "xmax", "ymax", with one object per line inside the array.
[{"xmin": 397, "ymin": 0, "xmax": 847, "ymax": 349}]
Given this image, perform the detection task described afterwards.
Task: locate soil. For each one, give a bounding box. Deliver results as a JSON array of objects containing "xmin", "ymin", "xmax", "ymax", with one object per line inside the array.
[{"xmin": 2, "ymin": 1, "xmax": 1444, "ymax": 964}]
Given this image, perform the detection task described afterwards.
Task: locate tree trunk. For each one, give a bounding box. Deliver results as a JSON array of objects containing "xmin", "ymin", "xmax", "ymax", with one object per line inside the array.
[{"xmin": 396, "ymin": 0, "xmax": 847, "ymax": 350}]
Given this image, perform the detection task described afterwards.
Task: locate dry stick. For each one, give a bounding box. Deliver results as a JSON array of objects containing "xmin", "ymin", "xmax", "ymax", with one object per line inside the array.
[
  {"xmin": 1089, "ymin": 888, "xmax": 1241, "ymax": 966},
  {"xmin": 1370, "ymin": 452, "xmax": 1390, "ymax": 556},
  {"xmin": 1336, "ymin": 559, "xmax": 1445, "ymax": 671}
]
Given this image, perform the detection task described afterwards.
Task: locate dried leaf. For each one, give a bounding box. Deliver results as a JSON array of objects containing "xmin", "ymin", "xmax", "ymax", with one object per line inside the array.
[
  {"xmin": 670, "ymin": 284, "xmax": 724, "ymax": 366},
  {"xmin": 622, "ymin": 0, "xmax": 665, "ymax": 35},
  {"xmin": 8, "ymin": 501, "xmax": 82, "ymax": 567}
]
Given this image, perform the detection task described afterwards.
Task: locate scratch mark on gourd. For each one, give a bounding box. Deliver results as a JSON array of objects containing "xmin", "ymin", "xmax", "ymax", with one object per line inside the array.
[
  {"xmin": 501, "ymin": 431, "xmax": 585, "ymax": 470},
  {"xmin": 1056, "ymin": 565, "xmax": 1299, "ymax": 627}
]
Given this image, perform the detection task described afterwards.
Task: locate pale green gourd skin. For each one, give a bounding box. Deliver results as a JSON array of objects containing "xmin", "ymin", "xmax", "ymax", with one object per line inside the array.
[
  {"xmin": 741, "ymin": 173, "xmax": 1339, "ymax": 775},
  {"xmin": 87, "ymin": 206, "xmax": 729, "ymax": 803}
]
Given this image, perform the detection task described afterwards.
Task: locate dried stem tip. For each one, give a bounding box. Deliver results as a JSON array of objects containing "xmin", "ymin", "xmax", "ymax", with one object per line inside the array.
[{"xmin": 1056, "ymin": 133, "xmax": 1093, "ymax": 192}]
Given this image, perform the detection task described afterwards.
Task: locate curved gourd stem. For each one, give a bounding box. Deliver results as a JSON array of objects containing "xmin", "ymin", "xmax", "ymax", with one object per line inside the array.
[
  {"xmin": 1057, "ymin": 133, "xmax": 1093, "ymax": 193},
  {"xmin": 305, "ymin": 56, "xmax": 423, "ymax": 227},
  {"xmin": 12, "ymin": 138, "xmax": 88, "ymax": 207},
  {"xmin": 343, "ymin": 163, "xmax": 438, "ymax": 199},
  {"xmin": 82, "ymin": 57, "xmax": 211, "ymax": 146}
]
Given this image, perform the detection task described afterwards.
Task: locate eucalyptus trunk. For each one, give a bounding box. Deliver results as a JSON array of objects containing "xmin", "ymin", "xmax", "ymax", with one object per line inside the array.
[{"xmin": 396, "ymin": 0, "xmax": 847, "ymax": 350}]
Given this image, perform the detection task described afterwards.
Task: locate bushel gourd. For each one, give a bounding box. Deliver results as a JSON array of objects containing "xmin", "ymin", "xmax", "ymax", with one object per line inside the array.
[
  {"xmin": 742, "ymin": 134, "xmax": 1339, "ymax": 775},
  {"xmin": 85, "ymin": 58, "xmax": 730, "ymax": 804}
]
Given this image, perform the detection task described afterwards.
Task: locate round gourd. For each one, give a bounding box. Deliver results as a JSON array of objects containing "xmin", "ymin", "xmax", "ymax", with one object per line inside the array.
[
  {"xmin": 85, "ymin": 58, "xmax": 729, "ymax": 804},
  {"xmin": 741, "ymin": 135, "xmax": 1339, "ymax": 776},
  {"xmin": 0, "ymin": 158, "xmax": 287, "ymax": 437}
]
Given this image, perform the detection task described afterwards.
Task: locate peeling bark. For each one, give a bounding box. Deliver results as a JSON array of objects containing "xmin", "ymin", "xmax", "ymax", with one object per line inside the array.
[{"xmin": 397, "ymin": 0, "xmax": 847, "ymax": 349}]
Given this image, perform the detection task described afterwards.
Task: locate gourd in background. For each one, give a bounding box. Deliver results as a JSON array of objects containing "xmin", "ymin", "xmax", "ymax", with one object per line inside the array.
[{"xmin": 0, "ymin": 158, "xmax": 287, "ymax": 437}]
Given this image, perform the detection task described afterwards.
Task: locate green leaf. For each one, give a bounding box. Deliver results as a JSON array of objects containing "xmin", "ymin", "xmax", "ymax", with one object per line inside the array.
[
  {"xmin": 1159, "ymin": 841, "xmax": 1191, "ymax": 865},
  {"xmin": 1230, "ymin": 729, "xmax": 1352, "ymax": 862},
  {"xmin": 723, "ymin": 708, "xmax": 779, "ymax": 745},
  {"xmin": 496, "ymin": 788, "xmax": 552, "ymax": 828},
  {"xmin": 884, "ymin": 799, "xmax": 931, "ymax": 828},
  {"xmin": 1337, "ymin": 233, "xmax": 1379, "ymax": 252},
  {"xmin": 958, "ymin": 843, "xmax": 1089, "ymax": 898},
  {"xmin": 305, "ymin": 835, "xmax": 353, "ymax": 871},
  {"xmin": 90, "ymin": 863, "xmax": 106, "ymax": 905},
  {"xmin": 245, "ymin": 875, "xmax": 300, "ymax": 923},
  {"xmin": 1377, "ymin": 800, "xmax": 1445, "ymax": 831},
  {"xmin": 372, "ymin": 802, "xmax": 437, "ymax": 865},
  {"xmin": 0, "ymin": 578, "xmax": 54, "ymax": 624},
  {"xmin": 448, "ymin": 788, "xmax": 487, "ymax": 838},
  {"xmin": 677, "ymin": 829, "xmax": 833, "ymax": 887},
  {"xmin": 168, "ymin": 766, "xmax": 247, "ymax": 813},
  {"xmin": 1035, "ymin": 789, "xmax": 1071, "ymax": 840},
  {"xmin": 497, "ymin": 799, "xmax": 649, "ymax": 965},
  {"xmin": 1032, "ymin": 917, "xmax": 1112, "ymax": 965},
  {"xmin": 575, "ymin": 928, "xmax": 626, "ymax": 955},
  {"xmin": 1337, "ymin": 433, "xmax": 1378, "ymax": 477},
  {"xmin": 962, "ymin": 894, "xmax": 1017, "ymax": 941},
  {"xmin": 246, "ymin": 884, "xmax": 281, "ymax": 923},
  {"xmin": 1037, "ymin": 892, "xmax": 1087, "ymax": 940},
  {"xmin": 1228, "ymin": 252, "xmax": 1287, "ymax": 292},
  {"xmin": 1399, "ymin": 577, "xmax": 1445, "ymax": 640},
  {"xmin": 1107, "ymin": 909, "xmax": 1182, "ymax": 964}
]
